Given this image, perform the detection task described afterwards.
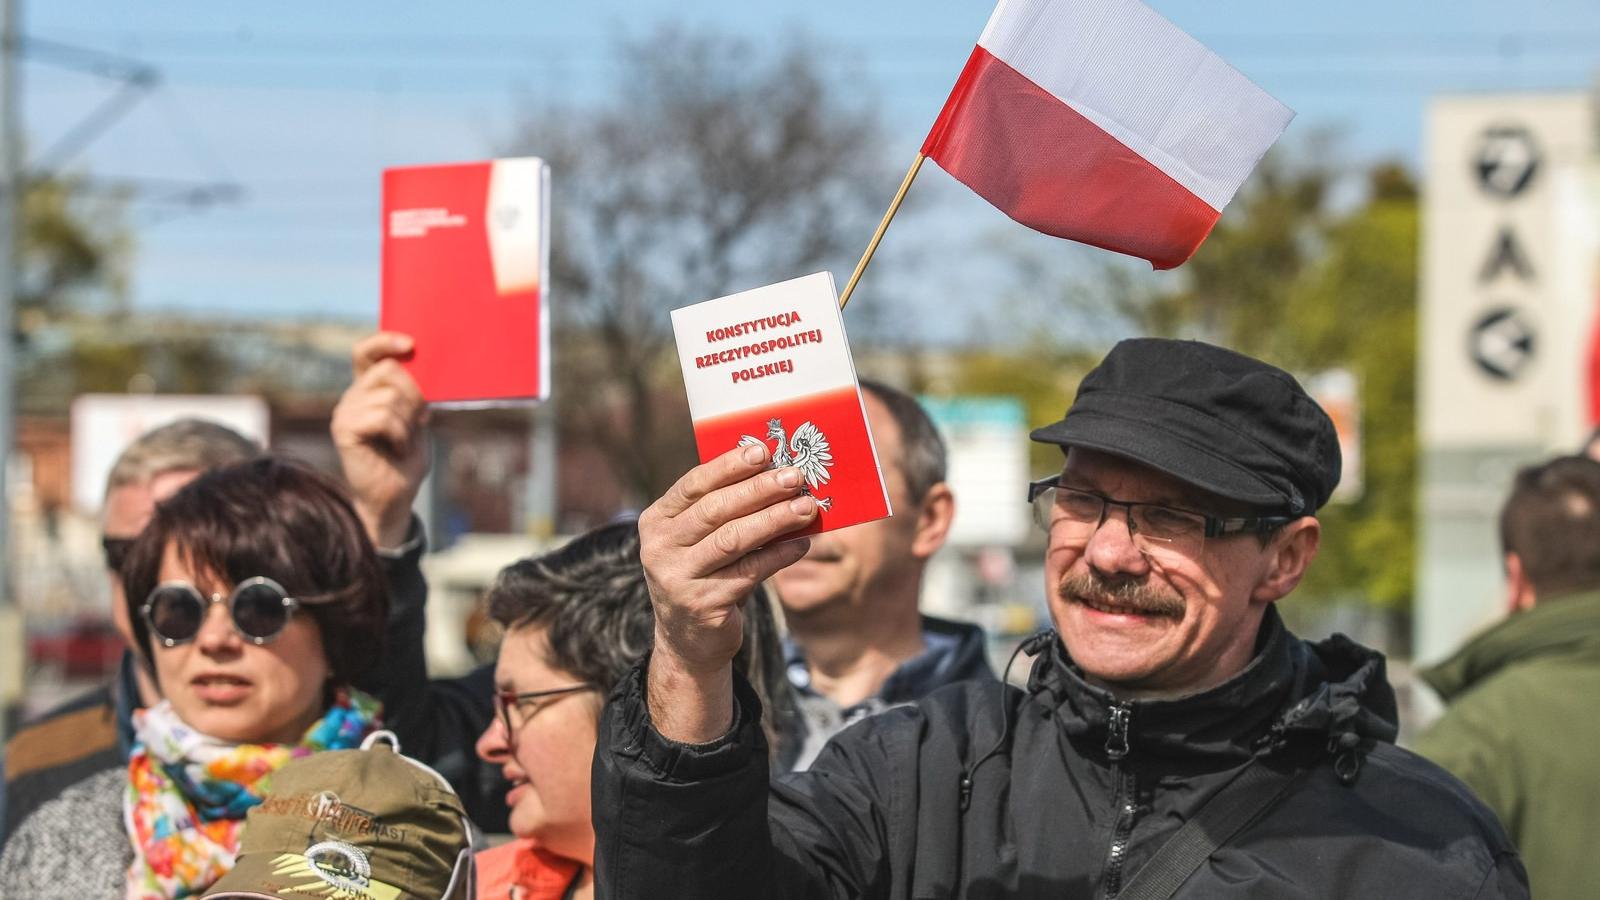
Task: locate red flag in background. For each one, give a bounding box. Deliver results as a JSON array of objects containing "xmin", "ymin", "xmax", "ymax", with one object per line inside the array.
[
  {"xmin": 921, "ymin": 0, "xmax": 1295, "ymax": 270},
  {"xmin": 1588, "ymin": 304, "xmax": 1600, "ymax": 429}
]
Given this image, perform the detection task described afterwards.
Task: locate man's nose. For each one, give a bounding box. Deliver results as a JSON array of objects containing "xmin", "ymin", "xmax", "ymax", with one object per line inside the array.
[{"xmin": 1083, "ymin": 505, "xmax": 1150, "ymax": 577}]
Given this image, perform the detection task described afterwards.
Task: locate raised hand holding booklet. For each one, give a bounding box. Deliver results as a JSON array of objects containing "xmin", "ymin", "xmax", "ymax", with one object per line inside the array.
[
  {"xmin": 671, "ymin": 272, "xmax": 891, "ymax": 536},
  {"xmin": 381, "ymin": 157, "xmax": 550, "ymax": 406}
]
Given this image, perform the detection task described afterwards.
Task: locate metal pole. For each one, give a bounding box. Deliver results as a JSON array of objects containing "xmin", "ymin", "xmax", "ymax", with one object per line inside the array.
[
  {"xmin": 526, "ymin": 402, "xmax": 556, "ymax": 539},
  {"xmin": 0, "ymin": 0, "xmax": 23, "ymax": 738}
]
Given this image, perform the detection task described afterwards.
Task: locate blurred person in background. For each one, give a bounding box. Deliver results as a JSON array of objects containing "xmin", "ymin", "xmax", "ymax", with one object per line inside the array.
[
  {"xmin": 0, "ymin": 419, "xmax": 259, "ymax": 845},
  {"xmin": 774, "ymin": 380, "xmax": 992, "ymax": 770},
  {"xmin": 0, "ymin": 457, "xmax": 389, "ymax": 898},
  {"xmin": 1415, "ymin": 454, "xmax": 1600, "ymax": 900},
  {"xmin": 474, "ymin": 520, "xmax": 798, "ymax": 899}
]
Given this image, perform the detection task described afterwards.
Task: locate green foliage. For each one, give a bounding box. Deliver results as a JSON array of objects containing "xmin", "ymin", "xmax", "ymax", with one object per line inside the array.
[
  {"xmin": 13, "ymin": 175, "xmax": 141, "ymax": 410},
  {"xmin": 1163, "ymin": 150, "xmax": 1333, "ymax": 356},
  {"xmin": 18, "ymin": 175, "xmax": 131, "ymax": 319},
  {"xmin": 1280, "ymin": 173, "xmax": 1418, "ymax": 610},
  {"xmin": 1182, "ymin": 159, "xmax": 1421, "ymax": 611}
]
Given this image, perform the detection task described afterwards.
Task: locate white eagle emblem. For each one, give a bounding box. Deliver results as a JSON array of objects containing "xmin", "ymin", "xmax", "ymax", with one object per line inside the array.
[{"xmin": 739, "ymin": 417, "xmax": 834, "ymax": 511}]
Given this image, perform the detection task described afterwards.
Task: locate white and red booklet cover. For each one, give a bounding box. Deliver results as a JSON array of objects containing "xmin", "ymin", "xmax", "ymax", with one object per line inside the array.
[
  {"xmin": 671, "ymin": 272, "xmax": 892, "ymax": 537},
  {"xmin": 380, "ymin": 157, "xmax": 550, "ymax": 406}
]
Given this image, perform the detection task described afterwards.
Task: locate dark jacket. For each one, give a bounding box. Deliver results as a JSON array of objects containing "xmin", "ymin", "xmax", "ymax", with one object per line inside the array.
[
  {"xmin": 1414, "ymin": 589, "xmax": 1600, "ymax": 900},
  {"xmin": 0, "ymin": 651, "xmax": 137, "ymax": 844},
  {"xmin": 0, "ymin": 518, "xmax": 507, "ymax": 845},
  {"xmin": 785, "ymin": 614, "xmax": 995, "ymax": 770},
  {"xmin": 594, "ymin": 608, "xmax": 1526, "ymax": 899},
  {"xmin": 344, "ymin": 524, "xmax": 507, "ymax": 832}
]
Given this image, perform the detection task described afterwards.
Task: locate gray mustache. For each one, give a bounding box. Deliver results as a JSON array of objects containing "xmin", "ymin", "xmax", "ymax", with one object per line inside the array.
[{"xmin": 1058, "ymin": 573, "xmax": 1185, "ymax": 618}]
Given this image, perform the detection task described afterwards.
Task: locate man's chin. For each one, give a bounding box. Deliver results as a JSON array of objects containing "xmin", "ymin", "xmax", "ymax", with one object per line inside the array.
[
  {"xmin": 772, "ymin": 566, "xmax": 844, "ymax": 610},
  {"xmin": 1055, "ymin": 603, "xmax": 1177, "ymax": 674}
]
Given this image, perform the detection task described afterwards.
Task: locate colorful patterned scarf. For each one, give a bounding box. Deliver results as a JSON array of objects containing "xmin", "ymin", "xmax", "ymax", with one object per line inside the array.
[{"xmin": 122, "ymin": 690, "xmax": 381, "ymax": 899}]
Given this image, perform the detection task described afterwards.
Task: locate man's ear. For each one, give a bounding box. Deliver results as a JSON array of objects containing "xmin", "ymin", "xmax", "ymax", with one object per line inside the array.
[
  {"xmin": 1250, "ymin": 517, "xmax": 1321, "ymax": 604},
  {"xmin": 1505, "ymin": 552, "xmax": 1537, "ymax": 613},
  {"xmin": 910, "ymin": 482, "xmax": 956, "ymax": 560}
]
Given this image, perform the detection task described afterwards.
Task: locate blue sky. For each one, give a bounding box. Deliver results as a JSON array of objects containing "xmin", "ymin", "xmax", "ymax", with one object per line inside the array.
[{"xmin": 24, "ymin": 1, "xmax": 1600, "ymax": 341}]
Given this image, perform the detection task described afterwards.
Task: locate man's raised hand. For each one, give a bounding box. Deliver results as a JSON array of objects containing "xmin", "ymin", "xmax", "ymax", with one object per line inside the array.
[{"xmin": 639, "ymin": 441, "xmax": 818, "ymax": 742}]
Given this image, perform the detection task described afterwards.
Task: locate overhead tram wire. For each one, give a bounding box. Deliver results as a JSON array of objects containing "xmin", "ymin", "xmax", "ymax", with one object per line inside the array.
[{"xmin": 19, "ymin": 34, "xmax": 242, "ymax": 222}]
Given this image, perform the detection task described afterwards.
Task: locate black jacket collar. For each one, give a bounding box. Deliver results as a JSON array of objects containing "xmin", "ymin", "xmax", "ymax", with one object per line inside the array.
[{"xmin": 1027, "ymin": 607, "xmax": 1399, "ymax": 767}]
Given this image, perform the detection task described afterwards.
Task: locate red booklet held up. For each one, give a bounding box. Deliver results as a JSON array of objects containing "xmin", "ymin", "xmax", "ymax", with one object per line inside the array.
[
  {"xmin": 671, "ymin": 272, "xmax": 892, "ymax": 536},
  {"xmin": 381, "ymin": 158, "xmax": 550, "ymax": 406}
]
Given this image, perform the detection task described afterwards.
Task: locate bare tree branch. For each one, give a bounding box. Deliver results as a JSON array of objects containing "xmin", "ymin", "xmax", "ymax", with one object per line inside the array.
[{"xmin": 504, "ymin": 27, "xmax": 895, "ymax": 504}]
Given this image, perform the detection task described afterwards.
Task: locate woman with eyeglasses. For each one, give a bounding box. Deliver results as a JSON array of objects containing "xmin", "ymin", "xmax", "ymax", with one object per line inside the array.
[
  {"xmin": 0, "ymin": 456, "xmax": 389, "ymax": 898},
  {"xmin": 473, "ymin": 519, "xmax": 798, "ymax": 900}
]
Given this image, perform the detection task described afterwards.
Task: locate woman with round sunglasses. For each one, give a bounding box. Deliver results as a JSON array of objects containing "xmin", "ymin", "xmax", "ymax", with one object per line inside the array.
[
  {"xmin": 0, "ymin": 456, "xmax": 390, "ymax": 899},
  {"xmin": 473, "ymin": 520, "xmax": 798, "ymax": 900}
]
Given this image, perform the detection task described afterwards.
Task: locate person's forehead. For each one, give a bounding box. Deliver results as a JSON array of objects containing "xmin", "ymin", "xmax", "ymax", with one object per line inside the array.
[
  {"xmin": 102, "ymin": 483, "xmax": 157, "ymax": 537},
  {"xmin": 494, "ymin": 625, "xmax": 565, "ymax": 688},
  {"xmin": 863, "ymin": 394, "xmax": 905, "ymax": 469},
  {"xmin": 1061, "ymin": 447, "xmax": 1241, "ymax": 512},
  {"xmin": 157, "ymin": 541, "xmax": 230, "ymax": 593},
  {"xmin": 148, "ymin": 468, "xmax": 201, "ymax": 502},
  {"xmin": 862, "ymin": 392, "xmax": 915, "ymax": 501},
  {"xmin": 101, "ymin": 468, "xmax": 203, "ymax": 537}
]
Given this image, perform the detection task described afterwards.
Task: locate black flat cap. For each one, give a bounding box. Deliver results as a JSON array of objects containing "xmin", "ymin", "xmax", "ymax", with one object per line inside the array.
[{"xmin": 1031, "ymin": 339, "xmax": 1341, "ymax": 516}]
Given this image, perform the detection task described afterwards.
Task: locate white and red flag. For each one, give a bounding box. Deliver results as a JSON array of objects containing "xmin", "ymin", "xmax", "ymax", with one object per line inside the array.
[{"xmin": 922, "ymin": 0, "xmax": 1294, "ymax": 270}]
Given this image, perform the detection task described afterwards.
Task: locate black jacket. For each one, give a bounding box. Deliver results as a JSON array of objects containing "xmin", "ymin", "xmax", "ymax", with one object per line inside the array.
[
  {"xmin": 593, "ymin": 609, "xmax": 1526, "ymax": 899},
  {"xmin": 0, "ymin": 652, "xmax": 137, "ymax": 844},
  {"xmin": 357, "ymin": 525, "xmax": 507, "ymax": 832}
]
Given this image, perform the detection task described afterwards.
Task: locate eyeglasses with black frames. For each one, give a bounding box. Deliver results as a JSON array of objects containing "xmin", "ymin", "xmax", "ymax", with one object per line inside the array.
[{"xmin": 1027, "ymin": 476, "xmax": 1294, "ymax": 561}]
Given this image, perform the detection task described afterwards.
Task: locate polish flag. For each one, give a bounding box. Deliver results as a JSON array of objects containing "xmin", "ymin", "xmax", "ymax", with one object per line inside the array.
[{"xmin": 922, "ymin": 0, "xmax": 1294, "ymax": 270}]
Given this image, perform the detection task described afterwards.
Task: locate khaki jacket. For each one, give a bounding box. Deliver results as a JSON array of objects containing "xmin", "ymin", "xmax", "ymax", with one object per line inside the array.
[{"xmin": 1417, "ymin": 589, "xmax": 1600, "ymax": 900}]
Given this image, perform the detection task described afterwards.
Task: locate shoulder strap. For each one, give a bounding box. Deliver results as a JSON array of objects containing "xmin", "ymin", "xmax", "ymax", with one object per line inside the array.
[{"xmin": 1115, "ymin": 760, "xmax": 1302, "ymax": 900}]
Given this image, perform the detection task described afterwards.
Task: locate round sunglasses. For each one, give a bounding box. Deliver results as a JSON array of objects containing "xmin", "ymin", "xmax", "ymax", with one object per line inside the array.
[{"xmin": 141, "ymin": 576, "xmax": 301, "ymax": 648}]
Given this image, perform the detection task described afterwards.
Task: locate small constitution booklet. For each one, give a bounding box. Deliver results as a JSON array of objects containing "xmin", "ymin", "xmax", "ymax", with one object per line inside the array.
[
  {"xmin": 381, "ymin": 157, "xmax": 550, "ymax": 407},
  {"xmin": 671, "ymin": 272, "xmax": 892, "ymax": 537}
]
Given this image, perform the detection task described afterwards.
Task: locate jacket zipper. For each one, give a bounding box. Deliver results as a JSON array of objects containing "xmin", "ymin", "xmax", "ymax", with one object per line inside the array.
[{"xmin": 1101, "ymin": 703, "xmax": 1137, "ymax": 900}]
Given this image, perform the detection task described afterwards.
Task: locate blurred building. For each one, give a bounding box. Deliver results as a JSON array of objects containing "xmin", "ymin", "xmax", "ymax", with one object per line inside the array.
[{"xmin": 1416, "ymin": 90, "xmax": 1600, "ymax": 703}]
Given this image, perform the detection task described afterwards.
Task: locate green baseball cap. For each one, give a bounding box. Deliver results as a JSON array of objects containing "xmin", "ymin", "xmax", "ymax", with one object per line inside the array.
[{"xmin": 204, "ymin": 731, "xmax": 474, "ymax": 900}]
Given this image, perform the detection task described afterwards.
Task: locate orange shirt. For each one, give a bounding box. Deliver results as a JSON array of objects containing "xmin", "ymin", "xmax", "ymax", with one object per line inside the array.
[{"xmin": 475, "ymin": 841, "xmax": 583, "ymax": 900}]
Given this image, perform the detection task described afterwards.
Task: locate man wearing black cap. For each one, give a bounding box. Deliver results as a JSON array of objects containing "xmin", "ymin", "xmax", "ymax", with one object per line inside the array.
[{"xmin": 595, "ymin": 339, "xmax": 1527, "ymax": 899}]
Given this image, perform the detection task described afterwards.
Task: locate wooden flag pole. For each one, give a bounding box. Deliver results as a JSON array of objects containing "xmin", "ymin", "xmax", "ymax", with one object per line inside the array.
[{"xmin": 839, "ymin": 152, "xmax": 925, "ymax": 310}]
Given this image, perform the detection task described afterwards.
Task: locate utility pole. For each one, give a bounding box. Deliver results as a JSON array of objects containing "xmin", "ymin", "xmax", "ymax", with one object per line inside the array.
[
  {"xmin": 525, "ymin": 402, "xmax": 557, "ymax": 539},
  {"xmin": 0, "ymin": 0, "xmax": 22, "ymax": 739}
]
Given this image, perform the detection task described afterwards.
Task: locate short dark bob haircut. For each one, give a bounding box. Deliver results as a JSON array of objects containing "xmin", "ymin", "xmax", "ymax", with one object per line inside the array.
[{"xmin": 121, "ymin": 455, "xmax": 388, "ymax": 688}]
